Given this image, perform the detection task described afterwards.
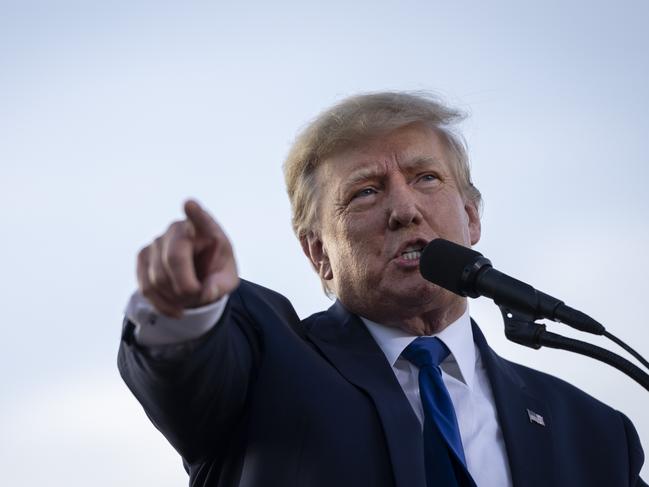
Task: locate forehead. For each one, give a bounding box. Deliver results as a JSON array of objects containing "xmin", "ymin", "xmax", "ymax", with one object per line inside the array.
[{"xmin": 318, "ymin": 123, "xmax": 451, "ymax": 183}]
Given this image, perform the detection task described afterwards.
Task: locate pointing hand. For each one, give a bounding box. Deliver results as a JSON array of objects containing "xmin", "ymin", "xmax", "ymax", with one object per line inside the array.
[{"xmin": 136, "ymin": 199, "xmax": 239, "ymax": 318}]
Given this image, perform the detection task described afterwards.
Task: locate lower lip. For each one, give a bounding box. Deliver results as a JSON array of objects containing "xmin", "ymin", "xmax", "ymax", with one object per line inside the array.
[{"xmin": 393, "ymin": 255, "xmax": 421, "ymax": 268}]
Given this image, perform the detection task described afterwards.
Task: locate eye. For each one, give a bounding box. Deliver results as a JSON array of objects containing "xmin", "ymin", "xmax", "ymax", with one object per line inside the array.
[
  {"xmin": 353, "ymin": 187, "xmax": 378, "ymax": 199},
  {"xmin": 419, "ymin": 174, "xmax": 438, "ymax": 182}
]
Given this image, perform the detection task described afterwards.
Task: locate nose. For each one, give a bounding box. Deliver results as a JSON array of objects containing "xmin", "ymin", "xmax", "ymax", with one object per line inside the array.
[{"xmin": 387, "ymin": 182, "xmax": 423, "ymax": 230}]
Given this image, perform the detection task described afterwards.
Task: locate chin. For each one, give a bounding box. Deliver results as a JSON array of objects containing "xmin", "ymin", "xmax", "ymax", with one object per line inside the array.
[
  {"xmin": 404, "ymin": 279, "xmax": 456, "ymax": 307},
  {"xmin": 381, "ymin": 279, "xmax": 437, "ymax": 307}
]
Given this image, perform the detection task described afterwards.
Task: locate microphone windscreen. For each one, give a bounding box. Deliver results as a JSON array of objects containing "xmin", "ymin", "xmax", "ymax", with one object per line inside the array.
[{"xmin": 419, "ymin": 239, "xmax": 484, "ymax": 295}]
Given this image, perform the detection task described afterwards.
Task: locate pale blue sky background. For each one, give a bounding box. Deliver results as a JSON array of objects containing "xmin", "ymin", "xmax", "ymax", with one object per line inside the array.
[{"xmin": 1, "ymin": 0, "xmax": 648, "ymax": 485}]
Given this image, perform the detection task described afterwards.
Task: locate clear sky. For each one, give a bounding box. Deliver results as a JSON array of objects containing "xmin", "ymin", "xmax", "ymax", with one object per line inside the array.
[{"xmin": 1, "ymin": 0, "xmax": 648, "ymax": 484}]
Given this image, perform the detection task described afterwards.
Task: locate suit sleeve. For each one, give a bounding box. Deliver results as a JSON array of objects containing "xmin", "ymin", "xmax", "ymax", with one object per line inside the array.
[
  {"xmin": 117, "ymin": 279, "xmax": 299, "ymax": 465},
  {"xmin": 619, "ymin": 411, "xmax": 647, "ymax": 487}
]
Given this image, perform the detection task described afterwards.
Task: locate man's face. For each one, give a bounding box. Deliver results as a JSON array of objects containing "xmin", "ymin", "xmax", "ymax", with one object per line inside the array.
[{"xmin": 303, "ymin": 122, "xmax": 481, "ymax": 325}]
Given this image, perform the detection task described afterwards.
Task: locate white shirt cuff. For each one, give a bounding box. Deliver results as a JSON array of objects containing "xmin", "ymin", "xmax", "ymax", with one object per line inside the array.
[{"xmin": 125, "ymin": 291, "xmax": 229, "ymax": 347}]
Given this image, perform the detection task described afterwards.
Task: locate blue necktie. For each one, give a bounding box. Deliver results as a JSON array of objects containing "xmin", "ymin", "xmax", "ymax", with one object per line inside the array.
[{"xmin": 402, "ymin": 337, "xmax": 476, "ymax": 487}]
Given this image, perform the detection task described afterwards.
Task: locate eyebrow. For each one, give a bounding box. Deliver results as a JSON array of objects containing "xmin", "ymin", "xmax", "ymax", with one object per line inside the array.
[
  {"xmin": 404, "ymin": 155, "xmax": 442, "ymax": 173},
  {"xmin": 341, "ymin": 155, "xmax": 442, "ymax": 193}
]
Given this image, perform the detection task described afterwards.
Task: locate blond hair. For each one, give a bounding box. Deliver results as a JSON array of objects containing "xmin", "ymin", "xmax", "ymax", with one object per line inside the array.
[{"xmin": 283, "ymin": 91, "xmax": 481, "ymax": 242}]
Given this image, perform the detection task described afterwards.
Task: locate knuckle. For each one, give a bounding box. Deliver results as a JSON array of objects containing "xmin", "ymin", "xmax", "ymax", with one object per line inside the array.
[
  {"xmin": 137, "ymin": 246, "xmax": 150, "ymax": 262},
  {"xmin": 149, "ymin": 267, "xmax": 169, "ymax": 287},
  {"xmin": 165, "ymin": 251, "xmax": 187, "ymax": 270},
  {"xmin": 166, "ymin": 220, "xmax": 183, "ymax": 234}
]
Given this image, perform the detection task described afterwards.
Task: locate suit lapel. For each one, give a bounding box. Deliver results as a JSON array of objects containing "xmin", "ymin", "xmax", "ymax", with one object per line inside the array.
[
  {"xmin": 305, "ymin": 301, "xmax": 426, "ymax": 487},
  {"xmin": 472, "ymin": 322, "xmax": 556, "ymax": 487}
]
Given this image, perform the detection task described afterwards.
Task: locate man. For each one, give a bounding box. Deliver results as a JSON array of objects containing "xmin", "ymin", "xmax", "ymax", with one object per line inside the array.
[{"xmin": 119, "ymin": 92, "xmax": 646, "ymax": 486}]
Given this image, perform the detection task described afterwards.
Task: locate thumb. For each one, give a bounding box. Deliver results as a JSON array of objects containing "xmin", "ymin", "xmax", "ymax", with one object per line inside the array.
[
  {"xmin": 200, "ymin": 273, "xmax": 222, "ymax": 304},
  {"xmin": 199, "ymin": 270, "xmax": 240, "ymax": 305}
]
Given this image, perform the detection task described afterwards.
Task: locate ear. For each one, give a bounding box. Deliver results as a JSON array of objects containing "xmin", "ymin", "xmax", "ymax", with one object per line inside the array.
[
  {"xmin": 300, "ymin": 232, "xmax": 333, "ymax": 281},
  {"xmin": 464, "ymin": 201, "xmax": 481, "ymax": 246}
]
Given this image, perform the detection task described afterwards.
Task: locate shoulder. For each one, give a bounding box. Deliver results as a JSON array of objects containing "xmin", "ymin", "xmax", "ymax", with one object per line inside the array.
[
  {"xmin": 503, "ymin": 356, "xmax": 645, "ymax": 479},
  {"xmin": 474, "ymin": 321, "xmax": 620, "ymax": 418},
  {"xmin": 473, "ymin": 318, "xmax": 634, "ymax": 437},
  {"xmin": 490, "ymin": 351, "xmax": 639, "ymax": 445},
  {"xmin": 499, "ymin": 350, "xmax": 631, "ymax": 423},
  {"xmin": 231, "ymin": 278, "xmax": 299, "ymax": 318},
  {"xmin": 505, "ymin": 357, "xmax": 611, "ymax": 408}
]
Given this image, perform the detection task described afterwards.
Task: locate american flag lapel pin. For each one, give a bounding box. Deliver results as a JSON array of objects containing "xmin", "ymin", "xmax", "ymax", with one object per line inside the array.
[{"xmin": 527, "ymin": 408, "xmax": 545, "ymax": 426}]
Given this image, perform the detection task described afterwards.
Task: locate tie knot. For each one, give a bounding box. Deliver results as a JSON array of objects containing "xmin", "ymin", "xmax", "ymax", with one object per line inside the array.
[{"xmin": 402, "ymin": 337, "xmax": 450, "ymax": 369}]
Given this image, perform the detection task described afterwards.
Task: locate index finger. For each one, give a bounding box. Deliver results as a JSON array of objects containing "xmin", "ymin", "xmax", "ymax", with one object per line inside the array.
[{"xmin": 183, "ymin": 199, "xmax": 222, "ymax": 239}]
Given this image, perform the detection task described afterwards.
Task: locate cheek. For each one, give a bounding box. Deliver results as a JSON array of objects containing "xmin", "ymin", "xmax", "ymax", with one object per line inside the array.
[
  {"xmin": 330, "ymin": 229, "xmax": 378, "ymax": 281},
  {"xmin": 339, "ymin": 211, "xmax": 381, "ymax": 243},
  {"xmin": 423, "ymin": 196, "xmax": 472, "ymax": 241}
]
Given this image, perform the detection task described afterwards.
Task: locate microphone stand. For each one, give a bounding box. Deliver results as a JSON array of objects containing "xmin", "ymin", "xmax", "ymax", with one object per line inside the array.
[{"xmin": 500, "ymin": 306, "xmax": 649, "ymax": 392}]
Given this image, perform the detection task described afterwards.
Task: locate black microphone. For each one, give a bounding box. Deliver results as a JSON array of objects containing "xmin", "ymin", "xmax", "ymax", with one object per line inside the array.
[{"xmin": 419, "ymin": 238, "xmax": 605, "ymax": 335}]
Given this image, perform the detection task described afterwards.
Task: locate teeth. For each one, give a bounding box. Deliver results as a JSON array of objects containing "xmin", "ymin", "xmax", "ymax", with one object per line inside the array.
[
  {"xmin": 403, "ymin": 245, "xmax": 423, "ymax": 252},
  {"xmin": 402, "ymin": 251, "xmax": 421, "ymax": 260}
]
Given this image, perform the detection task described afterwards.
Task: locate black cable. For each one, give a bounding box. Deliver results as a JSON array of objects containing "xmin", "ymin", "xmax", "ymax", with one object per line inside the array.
[
  {"xmin": 537, "ymin": 330, "xmax": 649, "ymax": 392},
  {"xmin": 603, "ymin": 331, "xmax": 649, "ymax": 371},
  {"xmin": 500, "ymin": 307, "xmax": 649, "ymax": 392}
]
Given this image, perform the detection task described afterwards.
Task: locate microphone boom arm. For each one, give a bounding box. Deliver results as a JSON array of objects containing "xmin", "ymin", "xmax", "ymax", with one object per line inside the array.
[{"xmin": 500, "ymin": 306, "xmax": 649, "ymax": 392}]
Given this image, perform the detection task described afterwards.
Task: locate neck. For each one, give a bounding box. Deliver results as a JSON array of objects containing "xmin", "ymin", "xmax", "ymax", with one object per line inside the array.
[
  {"xmin": 343, "ymin": 291, "xmax": 468, "ymax": 336},
  {"xmin": 395, "ymin": 299, "xmax": 467, "ymax": 335}
]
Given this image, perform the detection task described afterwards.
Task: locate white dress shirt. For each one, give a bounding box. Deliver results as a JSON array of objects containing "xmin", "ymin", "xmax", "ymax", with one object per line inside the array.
[
  {"xmin": 362, "ymin": 310, "xmax": 512, "ymax": 487},
  {"xmin": 125, "ymin": 291, "xmax": 229, "ymax": 346},
  {"xmin": 126, "ymin": 293, "xmax": 512, "ymax": 486}
]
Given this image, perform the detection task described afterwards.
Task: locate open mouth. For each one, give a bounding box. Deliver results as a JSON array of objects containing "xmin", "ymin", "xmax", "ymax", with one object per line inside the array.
[{"xmin": 401, "ymin": 248, "xmax": 423, "ymax": 260}]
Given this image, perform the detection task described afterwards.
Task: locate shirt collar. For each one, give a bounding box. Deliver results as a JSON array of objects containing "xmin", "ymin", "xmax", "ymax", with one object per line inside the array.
[{"xmin": 361, "ymin": 306, "xmax": 476, "ymax": 389}]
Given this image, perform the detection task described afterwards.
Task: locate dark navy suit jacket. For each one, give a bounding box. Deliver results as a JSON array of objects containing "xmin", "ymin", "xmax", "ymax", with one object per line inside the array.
[{"xmin": 118, "ymin": 279, "xmax": 646, "ymax": 486}]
